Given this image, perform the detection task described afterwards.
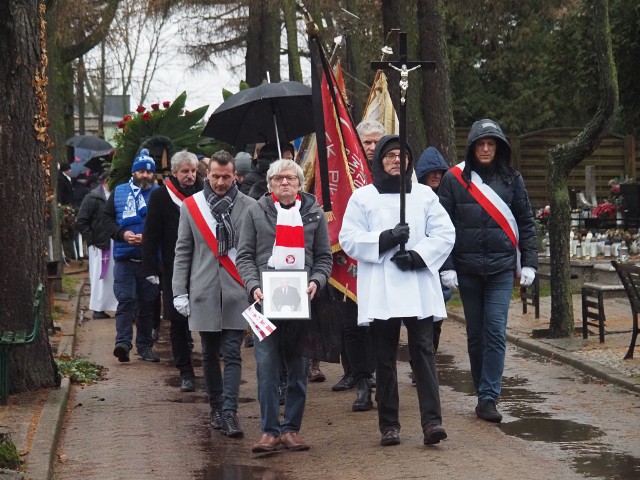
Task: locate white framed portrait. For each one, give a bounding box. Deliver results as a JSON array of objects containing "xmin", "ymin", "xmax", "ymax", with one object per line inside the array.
[{"xmin": 261, "ymin": 270, "xmax": 310, "ymax": 320}]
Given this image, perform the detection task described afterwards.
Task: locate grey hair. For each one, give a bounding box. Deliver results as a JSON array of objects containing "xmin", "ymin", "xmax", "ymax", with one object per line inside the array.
[
  {"xmin": 356, "ymin": 119, "xmax": 385, "ymax": 138},
  {"xmin": 266, "ymin": 159, "xmax": 304, "ymax": 192},
  {"xmin": 171, "ymin": 150, "xmax": 198, "ymax": 173}
]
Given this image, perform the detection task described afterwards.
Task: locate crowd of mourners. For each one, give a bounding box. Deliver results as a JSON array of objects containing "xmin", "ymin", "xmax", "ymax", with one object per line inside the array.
[{"xmin": 70, "ymin": 117, "xmax": 538, "ymax": 452}]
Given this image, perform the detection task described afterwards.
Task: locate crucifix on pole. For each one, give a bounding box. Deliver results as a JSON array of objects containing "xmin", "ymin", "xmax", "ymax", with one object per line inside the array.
[{"xmin": 371, "ymin": 31, "xmax": 435, "ymax": 252}]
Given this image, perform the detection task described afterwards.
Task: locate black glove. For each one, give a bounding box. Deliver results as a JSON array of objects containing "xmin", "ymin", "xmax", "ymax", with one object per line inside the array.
[
  {"xmin": 379, "ymin": 223, "xmax": 410, "ymax": 253},
  {"xmin": 391, "ymin": 250, "xmax": 414, "ymax": 271}
]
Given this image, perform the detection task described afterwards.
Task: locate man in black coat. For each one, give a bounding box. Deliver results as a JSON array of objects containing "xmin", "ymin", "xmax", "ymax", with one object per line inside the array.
[
  {"xmin": 143, "ymin": 151, "xmax": 203, "ymax": 392},
  {"xmin": 57, "ymin": 162, "xmax": 74, "ymax": 205}
]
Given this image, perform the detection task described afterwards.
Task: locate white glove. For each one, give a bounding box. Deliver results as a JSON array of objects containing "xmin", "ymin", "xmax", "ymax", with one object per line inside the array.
[
  {"xmin": 173, "ymin": 294, "xmax": 190, "ymax": 317},
  {"xmin": 520, "ymin": 267, "xmax": 536, "ymax": 287},
  {"xmin": 440, "ymin": 270, "xmax": 458, "ymax": 290},
  {"xmin": 146, "ymin": 275, "xmax": 160, "ymax": 285}
]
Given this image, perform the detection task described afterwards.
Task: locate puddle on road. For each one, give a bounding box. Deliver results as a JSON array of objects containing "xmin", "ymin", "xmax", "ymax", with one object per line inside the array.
[
  {"xmin": 399, "ymin": 348, "xmax": 640, "ymax": 479},
  {"xmin": 197, "ymin": 464, "xmax": 288, "ymax": 480}
]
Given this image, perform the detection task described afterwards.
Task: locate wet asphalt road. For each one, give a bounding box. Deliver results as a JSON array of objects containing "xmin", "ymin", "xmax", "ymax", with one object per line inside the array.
[{"xmin": 54, "ymin": 294, "xmax": 640, "ymax": 480}]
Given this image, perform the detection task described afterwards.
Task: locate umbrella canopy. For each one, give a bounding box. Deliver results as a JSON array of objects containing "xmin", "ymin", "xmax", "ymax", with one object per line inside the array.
[
  {"xmin": 202, "ymin": 81, "xmax": 314, "ymax": 147},
  {"xmin": 66, "ymin": 135, "xmax": 113, "ymax": 152}
]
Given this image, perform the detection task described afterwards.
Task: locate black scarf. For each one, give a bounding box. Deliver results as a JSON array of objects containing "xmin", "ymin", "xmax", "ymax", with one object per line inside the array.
[{"xmin": 203, "ymin": 180, "xmax": 238, "ymax": 255}]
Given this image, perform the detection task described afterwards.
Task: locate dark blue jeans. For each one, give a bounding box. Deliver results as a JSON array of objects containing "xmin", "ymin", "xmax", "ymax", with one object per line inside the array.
[
  {"xmin": 254, "ymin": 322, "xmax": 308, "ymax": 437},
  {"xmin": 458, "ymin": 270, "xmax": 514, "ymax": 401},
  {"xmin": 200, "ymin": 330, "xmax": 244, "ymax": 412},
  {"xmin": 113, "ymin": 260, "xmax": 158, "ymax": 352}
]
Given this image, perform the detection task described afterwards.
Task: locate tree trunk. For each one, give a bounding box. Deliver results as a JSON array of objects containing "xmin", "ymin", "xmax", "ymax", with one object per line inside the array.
[
  {"xmin": 245, "ymin": 0, "xmax": 280, "ymax": 86},
  {"xmin": 548, "ymin": 0, "xmax": 618, "ymax": 337},
  {"xmin": 0, "ymin": 0, "xmax": 59, "ymax": 394},
  {"xmin": 418, "ymin": 0, "xmax": 457, "ymax": 163},
  {"xmin": 344, "ymin": 0, "xmax": 364, "ymax": 120},
  {"xmin": 282, "ymin": 0, "xmax": 302, "ymax": 82}
]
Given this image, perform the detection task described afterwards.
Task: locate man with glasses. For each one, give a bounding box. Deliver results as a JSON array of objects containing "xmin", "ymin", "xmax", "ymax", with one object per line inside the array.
[{"xmin": 340, "ymin": 134, "xmax": 455, "ymax": 448}]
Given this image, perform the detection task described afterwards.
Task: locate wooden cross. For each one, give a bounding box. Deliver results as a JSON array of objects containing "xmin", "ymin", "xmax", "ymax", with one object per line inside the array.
[{"xmin": 371, "ymin": 31, "xmax": 435, "ymax": 250}]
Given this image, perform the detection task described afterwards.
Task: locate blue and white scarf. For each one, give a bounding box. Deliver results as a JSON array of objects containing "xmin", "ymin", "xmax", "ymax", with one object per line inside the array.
[{"xmin": 121, "ymin": 178, "xmax": 148, "ymax": 227}]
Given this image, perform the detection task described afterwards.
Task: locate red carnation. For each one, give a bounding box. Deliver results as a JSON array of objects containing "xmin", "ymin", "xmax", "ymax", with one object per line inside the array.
[
  {"xmin": 142, "ymin": 112, "xmax": 151, "ymax": 121},
  {"xmin": 162, "ymin": 101, "xmax": 171, "ymax": 108},
  {"xmin": 117, "ymin": 121, "xmax": 125, "ymax": 128},
  {"xmin": 124, "ymin": 115, "xmax": 132, "ymax": 122},
  {"xmin": 151, "ymin": 103, "xmax": 160, "ymax": 110},
  {"xmin": 136, "ymin": 105, "xmax": 146, "ymax": 113}
]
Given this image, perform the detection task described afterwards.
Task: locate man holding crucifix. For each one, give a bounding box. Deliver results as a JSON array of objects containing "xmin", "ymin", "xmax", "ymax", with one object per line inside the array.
[{"xmin": 339, "ymin": 135, "xmax": 455, "ymax": 447}]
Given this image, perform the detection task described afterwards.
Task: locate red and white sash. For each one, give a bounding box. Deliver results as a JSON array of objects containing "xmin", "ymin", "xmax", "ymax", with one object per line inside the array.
[
  {"xmin": 451, "ymin": 162, "xmax": 521, "ymax": 274},
  {"xmin": 165, "ymin": 180, "xmax": 186, "ymax": 207},
  {"xmin": 268, "ymin": 193, "xmax": 305, "ymax": 270},
  {"xmin": 184, "ymin": 192, "xmax": 243, "ymax": 285}
]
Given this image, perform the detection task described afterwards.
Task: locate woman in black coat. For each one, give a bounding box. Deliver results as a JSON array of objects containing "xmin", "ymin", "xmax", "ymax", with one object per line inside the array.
[{"xmin": 438, "ymin": 119, "xmax": 537, "ymax": 423}]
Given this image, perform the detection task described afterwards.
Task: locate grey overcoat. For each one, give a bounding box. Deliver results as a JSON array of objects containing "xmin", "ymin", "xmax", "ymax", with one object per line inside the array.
[{"xmin": 172, "ymin": 190, "xmax": 255, "ymax": 332}]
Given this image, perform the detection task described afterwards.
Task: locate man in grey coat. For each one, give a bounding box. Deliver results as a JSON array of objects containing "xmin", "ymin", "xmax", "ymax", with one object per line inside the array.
[{"xmin": 172, "ymin": 150, "xmax": 255, "ymax": 438}]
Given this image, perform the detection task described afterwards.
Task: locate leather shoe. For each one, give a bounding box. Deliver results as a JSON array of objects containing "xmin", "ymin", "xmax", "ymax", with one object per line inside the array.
[
  {"xmin": 352, "ymin": 377, "xmax": 373, "ymax": 412},
  {"xmin": 92, "ymin": 311, "xmax": 110, "ymax": 319},
  {"xmin": 380, "ymin": 428, "xmax": 400, "ymax": 446},
  {"xmin": 280, "ymin": 432, "xmax": 310, "ymax": 451},
  {"xmin": 308, "ymin": 359, "xmax": 326, "ymax": 382},
  {"xmin": 332, "ymin": 373, "xmax": 355, "ymax": 391},
  {"xmin": 180, "ymin": 378, "xmax": 195, "ymax": 392},
  {"xmin": 423, "ymin": 424, "xmax": 447, "ymax": 445},
  {"xmin": 251, "ymin": 434, "xmax": 281, "ymax": 453}
]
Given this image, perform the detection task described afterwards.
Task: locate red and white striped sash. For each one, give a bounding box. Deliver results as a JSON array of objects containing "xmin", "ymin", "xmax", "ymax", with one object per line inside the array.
[
  {"xmin": 451, "ymin": 162, "xmax": 521, "ymax": 274},
  {"xmin": 165, "ymin": 180, "xmax": 186, "ymax": 207},
  {"xmin": 184, "ymin": 192, "xmax": 243, "ymax": 285}
]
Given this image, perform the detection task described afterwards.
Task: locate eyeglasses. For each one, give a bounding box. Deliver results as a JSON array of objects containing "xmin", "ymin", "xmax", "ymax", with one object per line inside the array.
[
  {"xmin": 383, "ymin": 152, "xmax": 409, "ymax": 161},
  {"xmin": 271, "ymin": 174, "xmax": 299, "ymax": 183}
]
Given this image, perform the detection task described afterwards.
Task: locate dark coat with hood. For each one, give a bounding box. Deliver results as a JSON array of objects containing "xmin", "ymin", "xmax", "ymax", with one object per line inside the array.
[
  {"xmin": 438, "ymin": 119, "xmax": 537, "ymax": 276},
  {"xmin": 415, "ymin": 147, "xmax": 449, "ymax": 191},
  {"xmin": 74, "ymin": 185, "xmax": 111, "ymax": 250}
]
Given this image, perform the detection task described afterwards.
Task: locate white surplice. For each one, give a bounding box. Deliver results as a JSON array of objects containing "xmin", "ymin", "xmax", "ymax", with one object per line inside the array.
[
  {"xmin": 339, "ymin": 183, "xmax": 455, "ymax": 325},
  {"xmin": 88, "ymin": 241, "xmax": 118, "ymax": 312}
]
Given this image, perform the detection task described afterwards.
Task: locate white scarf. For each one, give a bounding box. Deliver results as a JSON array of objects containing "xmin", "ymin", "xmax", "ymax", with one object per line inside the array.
[{"xmin": 267, "ymin": 193, "xmax": 305, "ymax": 270}]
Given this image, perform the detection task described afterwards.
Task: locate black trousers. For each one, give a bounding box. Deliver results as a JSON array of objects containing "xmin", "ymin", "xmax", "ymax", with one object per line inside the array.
[
  {"xmin": 371, "ymin": 317, "xmax": 442, "ymax": 433},
  {"xmin": 162, "ymin": 271, "xmax": 194, "ymax": 380},
  {"xmin": 342, "ymin": 298, "xmax": 374, "ymax": 381}
]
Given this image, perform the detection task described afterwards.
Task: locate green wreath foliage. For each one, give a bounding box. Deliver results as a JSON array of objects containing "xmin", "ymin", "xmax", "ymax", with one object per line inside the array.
[{"xmin": 109, "ymin": 91, "xmax": 225, "ymax": 187}]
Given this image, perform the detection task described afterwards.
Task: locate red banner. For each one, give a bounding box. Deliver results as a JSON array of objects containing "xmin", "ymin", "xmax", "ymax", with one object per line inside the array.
[{"xmin": 310, "ymin": 40, "xmax": 372, "ymax": 302}]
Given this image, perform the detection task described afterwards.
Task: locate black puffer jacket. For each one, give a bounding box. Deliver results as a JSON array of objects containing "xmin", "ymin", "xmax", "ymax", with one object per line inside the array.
[
  {"xmin": 74, "ymin": 186, "xmax": 111, "ymax": 250},
  {"xmin": 438, "ymin": 119, "xmax": 537, "ymax": 276}
]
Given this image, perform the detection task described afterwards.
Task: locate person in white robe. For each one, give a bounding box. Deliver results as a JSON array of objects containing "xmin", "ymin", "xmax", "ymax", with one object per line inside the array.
[
  {"xmin": 75, "ymin": 170, "xmax": 117, "ymax": 318},
  {"xmin": 339, "ymin": 135, "xmax": 455, "ymax": 448}
]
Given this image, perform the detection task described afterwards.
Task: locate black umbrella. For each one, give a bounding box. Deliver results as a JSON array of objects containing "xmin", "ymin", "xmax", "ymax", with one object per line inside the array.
[
  {"xmin": 66, "ymin": 135, "xmax": 113, "ymax": 152},
  {"xmin": 202, "ymin": 81, "xmax": 314, "ymax": 150}
]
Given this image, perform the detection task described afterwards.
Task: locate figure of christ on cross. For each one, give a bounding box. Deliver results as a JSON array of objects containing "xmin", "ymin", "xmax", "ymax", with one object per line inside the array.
[{"xmin": 370, "ymin": 31, "xmax": 435, "ymax": 249}]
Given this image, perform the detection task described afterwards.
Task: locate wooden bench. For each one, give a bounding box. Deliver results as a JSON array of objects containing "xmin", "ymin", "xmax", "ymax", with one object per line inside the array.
[
  {"xmin": 581, "ymin": 281, "xmax": 625, "ymax": 344},
  {"xmin": 521, "ymin": 272, "xmax": 576, "ymax": 319},
  {"xmin": 0, "ymin": 283, "xmax": 44, "ymax": 405},
  {"xmin": 611, "ymin": 261, "xmax": 640, "ymax": 359}
]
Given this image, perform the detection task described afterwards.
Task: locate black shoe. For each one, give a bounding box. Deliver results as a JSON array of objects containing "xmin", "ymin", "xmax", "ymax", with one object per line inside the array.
[
  {"xmin": 210, "ymin": 408, "xmax": 223, "ymax": 429},
  {"xmin": 180, "ymin": 378, "xmax": 195, "ymax": 392},
  {"xmin": 380, "ymin": 428, "xmax": 400, "ymax": 446},
  {"xmin": 138, "ymin": 348, "xmax": 160, "ymax": 362},
  {"xmin": 423, "ymin": 424, "xmax": 447, "ymax": 445},
  {"xmin": 352, "ymin": 378, "xmax": 373, "ymax": 412},
  {"xmin": 475, "ymin": 398, "xmax": 503, "ymax": 423},
  {"xmin": 332, "ymin": 373, "xmax": 355, "ymax": 391},
  {"xmin": 92, "ymin": 311, "xmax": 110, "ymax": 319},
  {"xmin": 221, "ymin": 411, "xmax": 244, "ymax": 438},
  {"xmin": 113, "ymin": 343, "xmax": 130, "ymax": 363}
]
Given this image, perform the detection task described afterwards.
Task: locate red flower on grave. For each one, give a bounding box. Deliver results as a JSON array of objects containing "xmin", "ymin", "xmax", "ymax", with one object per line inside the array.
[
  {"xmin": 123, "ymin": 115, "xmax": 132, "ymax": 122},
  {"xmin": 151, "ymin": 103, "xmax": 160, "ymax": 111},
  {"xmin": 162, "ymin": 101, "xmax": 171, "ymax": 108},
  {"xmin": 142, "ymin": 112, "xmax": 151, "ymax": 121},
  {"xmin": 136, "ymin": 105, "xmax": 146, "ymax": 113}
]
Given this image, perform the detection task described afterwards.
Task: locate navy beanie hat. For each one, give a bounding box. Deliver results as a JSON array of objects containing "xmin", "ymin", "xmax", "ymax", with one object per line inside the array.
[{"xmin": 131, "ymin": 148, "xmax": 157, "ymax": 173}]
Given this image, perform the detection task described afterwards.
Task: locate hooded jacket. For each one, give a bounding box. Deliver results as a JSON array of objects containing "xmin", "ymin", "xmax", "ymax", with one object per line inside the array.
[
  {"xmin": 371, "ymin": 134, "xmax": 414, "ymax": 194},
  {"xmin": 438, "ymin": 119, "xmax": 538, "ymax": 276},
  {"xmin": 415, "ymin": 147, "xmax": 449, "ymax": 186}
]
